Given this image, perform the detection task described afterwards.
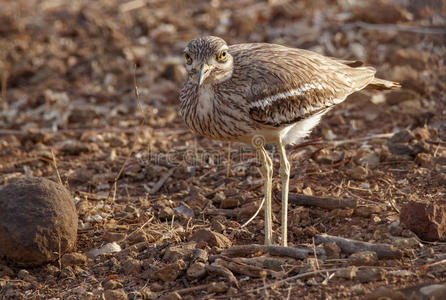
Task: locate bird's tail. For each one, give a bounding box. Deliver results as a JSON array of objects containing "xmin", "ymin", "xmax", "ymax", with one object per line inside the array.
[{"xmin": 366, "ymin": 77, "xmax": 401, "ymax": 90}]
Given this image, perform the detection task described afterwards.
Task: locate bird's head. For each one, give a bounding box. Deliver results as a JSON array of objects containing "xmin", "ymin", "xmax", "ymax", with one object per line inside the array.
[{"xmin": 183, "ymin": 36, "xmax": 233, "ymax": 86}]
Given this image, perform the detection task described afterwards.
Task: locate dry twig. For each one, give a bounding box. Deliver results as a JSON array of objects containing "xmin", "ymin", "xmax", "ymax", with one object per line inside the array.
[
  {"xmin": 221, "ymin": 244, "xmax": 323, "ymax": 260},
  {"xmin": 315, "ymin": 234, "xmax": 402, "ymax": 259},
  {"xmin": 206, "ymin": 261, "xmax": 239, "ymax": 288},
  {"xmin": 282, "ymin": 193, "xmax": 357, "ymax": 209}
]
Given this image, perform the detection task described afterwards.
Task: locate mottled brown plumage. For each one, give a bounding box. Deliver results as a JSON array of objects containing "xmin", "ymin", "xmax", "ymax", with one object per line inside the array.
[{"xmin": 179, "ymin": 36, "xmax": 399, "ymax": 246}]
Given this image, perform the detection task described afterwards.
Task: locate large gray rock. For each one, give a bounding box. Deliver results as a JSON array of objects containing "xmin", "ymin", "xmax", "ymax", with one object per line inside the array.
[{"xmin": 0, "ymin": 177, "xmax": 78, "ymax": 266}]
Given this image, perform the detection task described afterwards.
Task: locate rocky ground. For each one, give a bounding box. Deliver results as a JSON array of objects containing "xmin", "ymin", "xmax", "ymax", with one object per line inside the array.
[{"xmin": 0, "ymin": 0, "xmax": 446, "ymax": 299}]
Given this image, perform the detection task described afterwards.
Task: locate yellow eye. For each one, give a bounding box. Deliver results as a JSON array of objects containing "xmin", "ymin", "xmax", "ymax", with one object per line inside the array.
[
  {"xmin": 184, "ymin": 52, "xmax": 192, "ymax": 65},
  {"xmin": 218, "ymin": 49, "xmax": 228, "ymax": 62}
]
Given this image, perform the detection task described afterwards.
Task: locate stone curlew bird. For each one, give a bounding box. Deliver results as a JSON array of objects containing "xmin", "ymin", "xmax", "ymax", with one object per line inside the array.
[{"xmin": 179, "ymin": 36, "xmax": 399, "ymax": 246}]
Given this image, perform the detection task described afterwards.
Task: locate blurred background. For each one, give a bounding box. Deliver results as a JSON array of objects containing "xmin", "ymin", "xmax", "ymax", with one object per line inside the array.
[{"xmin": 0, "ymin": 0, "xmax": 445, "ymax": 133}]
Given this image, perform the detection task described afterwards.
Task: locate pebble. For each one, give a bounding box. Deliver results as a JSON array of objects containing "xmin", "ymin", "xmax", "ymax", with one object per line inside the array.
[
  {"xmin": 400, "ymin": 201, "xmax": 446, "ymax": 241},
  {"xmin": 348, "ymin": 165, "xmax": 368, "ymax": 180},
  {"xmin": 103, "ymin": 231, "xmax": 127, "ymax": 243},
  {"xmin": 207, "ymin": 281, "xmax": 228, "ymax": 293},
  {"xmin": 391, "ymin": 237, "xmax": 419, "ymax": 249},
  {"xmin": 187, "ymin": 261, "xmax": 207, "ymax": 280},
  {"xmin": 190, "ymin": 229, "xmax": 232, "ymax": 248},
  {"xmin": 389, "ymin": 129, "xmax": 414, "ymax": 144},
  {"xmin": 159, "ymin": 292, "xmax": 182, "ymax": 300},
  {"xmin": 122, "ymin": 258, "xmax": 142, "ymax": 275},
  {"xmin": 348, "ymin": 251, "xmax": 378, "ymax": 266},
  {"xmin": 335, "ymin": 266, "xmax": 358, "ymax": 280},
  {"xmin": 88, "ymin": 242, "xmax": 122, "ymax": 257},
  {"xmin": 104, "ymin": 289, "xmax": 127, "ymax": 300},
  {"xmin": 354, "ymin": 206, "xmax": 382, "ymax": 218},
  {"xmin": 323, "ymin": 242, "xmax": 341, "ymax": 259},
  {"xmin": 356, "ymin": 268, "xmax": 385, "ymax": 283},
  {"xmin": 61, "ymin": 252, "xmax": 87, "ymax": 266},
  {"xmin": 127, "ymin": 231, "xmax": 147, "ymax": 245},
  {"xmin": 155, "ymin": 260, "xmax": 187, "ymax": 282},
  {"xmin": 103, "ymin": 279, "xmax": 123, "ymax": 290}
]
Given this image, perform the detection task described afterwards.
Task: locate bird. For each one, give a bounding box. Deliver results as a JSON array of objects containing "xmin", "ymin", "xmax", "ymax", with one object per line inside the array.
[{"xmin": 179, "ymin": 36, "xmax": 399, "ymax": 246}]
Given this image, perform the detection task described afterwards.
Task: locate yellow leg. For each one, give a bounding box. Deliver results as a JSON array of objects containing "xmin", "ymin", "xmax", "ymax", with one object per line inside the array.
[
  {"xmin": 278, "ymin": 139, "xmax": 290, "ymax": 246},
  {"xmin": 256, "ymin": 145, "xmax": 273, "ymax": 245}
]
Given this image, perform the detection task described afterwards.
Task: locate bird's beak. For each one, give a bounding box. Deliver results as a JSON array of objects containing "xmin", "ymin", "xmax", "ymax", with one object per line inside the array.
[{"xmin": 197, "ymin": 63, "xmax": 212, "ymax": 86}]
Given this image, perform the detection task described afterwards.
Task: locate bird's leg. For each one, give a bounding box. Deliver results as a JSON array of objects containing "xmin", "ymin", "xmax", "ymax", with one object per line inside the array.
[
  {"xmin": 278, "ymin": 139, "xmax": 290, "ymax": 246},
  {"xmin": 256, "ymin": 145, "xmax": 273, "ymax": 245}
]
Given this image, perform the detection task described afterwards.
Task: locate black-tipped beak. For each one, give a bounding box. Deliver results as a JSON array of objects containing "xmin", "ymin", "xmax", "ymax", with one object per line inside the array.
[{"xmin": 197, "ymin": 63, "xmax": 211, "ymax": 86}]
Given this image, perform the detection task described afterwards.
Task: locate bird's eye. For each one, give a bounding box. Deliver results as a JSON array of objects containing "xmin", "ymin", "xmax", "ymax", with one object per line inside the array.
[
  {"xmin": 184, "ymin": 53, "xmax": 192, "ymax": 65},
  {"xmin": 218, "ymin": 49, "xmax": 228, "ymax": 62}
]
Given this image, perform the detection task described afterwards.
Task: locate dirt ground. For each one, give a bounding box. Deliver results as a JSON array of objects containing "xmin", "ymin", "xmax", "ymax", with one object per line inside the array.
[{"xmin": 1, "ymin": 0, "xmax": 446, "ymax": 299}]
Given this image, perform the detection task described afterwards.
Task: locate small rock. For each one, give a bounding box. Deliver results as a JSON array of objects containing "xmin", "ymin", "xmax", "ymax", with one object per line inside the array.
[
  {"xmin": 220, "ymin": 197, "xmax": 241, "ymax": 209},
  {"xmin": 60, "ymin": 266, "xmax": 75, "ymax": 279},
  {"xmin": 348, "ymin": 166, "xmax": 368, "ymax": 180},
  {"xmin": 302, "ymin": 186, "xmax": 313, "ymax": 196},
  {"xmin": 187, "ymin": 261, "xmax": 207, "ymax": 280},
  {"xmin": 173, "ymin": 203, "xmax": 195, "ymax": 219},
  {"xmin": 392, "ymin": 237, "xmax": 419, "ymax": 249},
  {"xmin": 313, "ymin": 150, "xmax": 344, "ymax": 165},
  {"xmin": 0, "ymin": 177, "xmax": 78, "ymax": 266},
  {"xmin": 351, "ymin": 283, "xmax": 365, "ymax": 295},
  {"xmin": 59, "ymin": 140, "xmax": 91, "ymax": 155},
  {"xmin": 190, "ymin": 229, "xmax": 232, "ymax": 248},
  {"xmin": 71, "ymin": 286, "xmax": 87, "ymax": 295},
  {"xmin": 358, "ymin": 152, "xmax": 380, "ymax": 169},
  {"xmin": 211, "ymin": 219, "xmax": 226, "ymax": 233},
  {"xmin": 389, "ymin": 221, "xmax": 403, "ymax": 236},
  {"xmin": 400, "ymin": 201, "xmax": 446, "ymax": 241},
  {"xmin": 103, "ymin": 231, "xmax": 127, "ymax": 243},
  {"xmin": 415, "ymin": 153, "xmax": 434, "ymax": 168},
  {"xmin": 163, "ymin": 243, "xmax": 196, "ymax": 262},
  {"xmin": 192, "ymin": 248, "xmax": 209, "ymax": 263},
  {"xmin": 88, "ymin": 242, "xmax": 122, "ymax": 257},
  {"xmin": 17, "ymin": 269, "xmax": 30, "ymax": 280},
  {"xmin": 348, "ymin": 251, "xmax": 378, "ymax": 266},
  {"xmin": 150, "ymin": 282, "xmax": 163, "ymax": 292},
  {"xmin": 207, "ymin": 281, "xmax": 228, "ymax": 293},
  {"xmin": 323, "ymin": 242, "xmax": 341, "ymax": 259},
  {"xmin": 390, "ymin": 129, "xmax": 414, "ymax": 144},
  {"xmin": 131, "ymin": 288, "xmax": 157, "ymax": 300},
  {"xmin": 122, "ymin": 258, "xmax": 142, "ymax": 275},
  {"xmin": 158, "ymin": 206, "xmax": 175, "ymax": 220},
  {"xmin": 159, "ymin": 292, "xmax": 182, "ymax": 300},
  {"xmin": 354, "ymin": 206, "xmax": 382, "ymax": 217},
  {"xmin": 127, "ymin": 231, "xmax": 147, "ymax": 245},
  {"xmin": 61, "ymin": 252, "xmax": 87, "ymax": 266},
  {"xmin": 213, "ymin": 191, "xmax": 226, "ymax": 204},
  {"xmin": 104, "ymin": 289, "xmax": 127, "ymax": 300},
  {"xmin": 103, "ymin": 279, "xmax": 123, "ymax": 290},
  {"xmin": 335, "ymin": 266, "xmax": 358, "ymax": 280},
  {"xmin": 356, "ymin": 268, "xmax": 385, "ymax": 283},
  {"xmin": 388, "ymin": 143, "xmax": 414, "ymax": 156},
  {"xmin": 155, "ymin": 260, "xmax": 187, "ymax": 282}
]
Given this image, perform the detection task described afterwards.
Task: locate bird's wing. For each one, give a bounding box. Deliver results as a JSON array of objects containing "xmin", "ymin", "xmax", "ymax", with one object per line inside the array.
[{"xmin": 229, "ymin": 43, "xmax": 376, "ymax": 127}]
